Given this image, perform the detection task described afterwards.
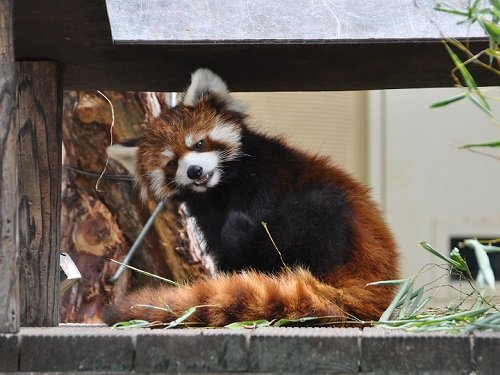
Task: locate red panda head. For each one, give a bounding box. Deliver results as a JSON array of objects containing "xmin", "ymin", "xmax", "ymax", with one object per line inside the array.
[{"xmin": 107, "ymin": 69, "xmax": 246, "ymax": 201}]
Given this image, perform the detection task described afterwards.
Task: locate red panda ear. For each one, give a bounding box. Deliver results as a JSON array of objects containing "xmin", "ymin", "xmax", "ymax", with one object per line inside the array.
[
  {"xmin": 106, "ymin": 144, "xmax": 139, "ymax": 176},
  {"xmin": 182, "ymin": 68, "xmax": 245, "ymax": 113}
]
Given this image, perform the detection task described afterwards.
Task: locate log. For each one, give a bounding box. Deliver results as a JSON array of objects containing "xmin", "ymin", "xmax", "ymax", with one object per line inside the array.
[
  {"xmin": 0, "ymin": 0, "xmax": 19, "ymax": 333},
  {"xmin": 17, "ymin": 61, "xmax": 62, "ymax": 326},
  {"xmin": 60, "ymin": 91, "xmax": 212, "ymax": 323}
]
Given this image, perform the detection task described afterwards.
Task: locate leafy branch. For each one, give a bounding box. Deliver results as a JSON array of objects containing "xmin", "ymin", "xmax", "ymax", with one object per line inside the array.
[{"xmin": 432, "ymin": 0, "xmax": 499, "ymax": 156}]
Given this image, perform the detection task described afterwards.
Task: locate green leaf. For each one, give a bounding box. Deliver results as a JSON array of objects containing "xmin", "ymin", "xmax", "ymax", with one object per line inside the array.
[
  {"xmin": 419, "ymin": 241, "xmax": 465, "ymax": 271},
  {"xmin": 444, "ymin": 44, "xmax": 493, "ymax": 117},
  {"xmin": 108, "ymin": 259, "xmax": 179, "ymax": 286},
  {"xmin": 481, "ymin": 20, "xmax": 500, "ymax": 42},
  {"xmin": 467, "ymin": 92, "xmax": 494, "ymax": 117},
  {"xmin": 434, "ymin": 4, "xmax": 469, "ymax": 17},
  {"xmin": 410, "ymin": 296, "xmax": 432, "ymax": 317},
  {"xmin": 379, "ymin": 279, "xmax": 411, "ymax": 322},
  {"xmin": 225, "ymin": 320, "xmax": 272, "ymax": 329},
  {"xmin": 273, "ymin": 316, "xmax": 323, "ymax": 327},
  {"xmin": 484, "ymin": 48, "xmax": 500, "ymax": 59},
  {"xmin": 485, "ymin": 246, "xmax": 500, "ymax": 252},
  {"xmin": 449, "ymin": 248, "xmax": 472, "ymax": 278},
  {"xmin": 111, "ymin": 319, "xmax": 150, "ymax": 329},
  {"xmin": 397, "ymin": 281, "xmax": 415, "ymax": 319},
  {"xmin": 430, "ymin": 92, "xmax": 467, "ymax": 108},
  {"xmin": 132, "ymin": 304, "xmax": 172, "ymax": 313},
  {"xmin": 166, "ymin": 306, "xmax": 197, "ymax": 328},
  {"xmin": 464, "ymin": 239, "xmax": 496, "ymax": 289},
  {"xmin": 489, "ymin": 0, "xmax": 500, "ymax": 13},
  {"xmin": 461, "ymin": 141, "xmax": 500, "ymax": 148},
  {"xmin": 407, "ymin": 286, "xmax": 425, "ymax": 317},
  {"xmin": 444, "ymin": 44, "xmax": 476, "ymax": 88}
]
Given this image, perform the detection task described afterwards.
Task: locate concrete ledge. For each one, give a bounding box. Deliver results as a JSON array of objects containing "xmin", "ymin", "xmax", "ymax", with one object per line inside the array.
[
  {"xmin": 362, "ymin": 328, "xmax": 471, "ymax": 375},
  {"xmin": 473, "ymin": 331, "xmax": 500, "ymax": 375},
  {"xmin": 19, "ymin": 326, "xmax": 134, "ymax": 372},
  {"xmin": 248, "ymin": 327, "xmax": 359, "ymax": 374},
  {"xmin": 136, "ymin": 329, "xmax": 247, "ymax": 373},
  {"xmin": 0, "ymin": 325, "xmax": 498, "ymax": 373},
  {"xmin": 0, "ymin": 334, "xmax": 18, "ymax": 372}
]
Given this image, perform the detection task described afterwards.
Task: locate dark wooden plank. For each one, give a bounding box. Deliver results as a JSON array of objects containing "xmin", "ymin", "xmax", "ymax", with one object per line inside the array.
[
  {"xmin": 17, "ymin": 61, "xmax": 63, "ymax": 327},
  {"xmin": 13, "ymin": 0, "xmax": 494, "ymax": 91},
  {"xmin": 0, "ymin": 0, "xmax": 19, "ymax": 334}
]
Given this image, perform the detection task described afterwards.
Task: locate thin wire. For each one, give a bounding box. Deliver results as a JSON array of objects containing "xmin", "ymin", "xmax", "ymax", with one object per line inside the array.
[
  {"xmin": 65, "ymin": 165, "xmax": 132, "ymax": 181},
  {"xmin": 95, "ymin": 90, "xmax": 115, "ymax": 192}
]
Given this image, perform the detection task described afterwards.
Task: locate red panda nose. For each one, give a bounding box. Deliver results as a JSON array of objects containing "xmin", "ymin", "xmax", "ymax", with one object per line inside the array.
[{"xmin": 187, "ymin": 165, "xmax": 204, "ymax": 180}]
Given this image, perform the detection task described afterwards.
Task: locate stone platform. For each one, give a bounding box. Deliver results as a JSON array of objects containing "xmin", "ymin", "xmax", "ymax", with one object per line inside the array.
[{"xmin": 1, "ymin": 325, "xmax": 499, "ymax": 374}]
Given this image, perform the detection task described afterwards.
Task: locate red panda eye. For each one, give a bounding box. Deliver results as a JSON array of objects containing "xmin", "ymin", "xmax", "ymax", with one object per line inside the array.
[
  {"xmin": 167, "ymin": 160, "xmax": 177, "ymax": 169},
  {"xmin": 194, "ymin": 140, "xmax": 204, "ymax": 150}
]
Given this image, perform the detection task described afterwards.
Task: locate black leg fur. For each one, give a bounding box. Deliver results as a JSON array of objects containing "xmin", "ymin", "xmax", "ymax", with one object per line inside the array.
[{"xmin": 214, "ymin": 184, "xmax": 353, "ymax": 276}]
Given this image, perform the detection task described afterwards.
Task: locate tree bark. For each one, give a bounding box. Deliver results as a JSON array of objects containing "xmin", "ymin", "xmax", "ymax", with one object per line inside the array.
[
  {"xmin": 0, "ymin": 0, "xmax": 19, "ymax": 333},
  {"xmin": 60, "ymin": 91, "xmax": 212, "ymax": 323}
]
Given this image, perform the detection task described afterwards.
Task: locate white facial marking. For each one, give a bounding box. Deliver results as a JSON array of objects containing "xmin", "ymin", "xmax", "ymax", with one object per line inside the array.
[
  {"xmin": 149, "ymin": 168, "xmax": 166, "ymax": 198},
  {"xmin": 176, "ymin": 151, "xmax": 219, "ymax": 188},
  {"xmin": 106, "ymin": 145, "xmax": 138, "ymax": 176},
  {"xmin": 161, "ymin": 148, "xmax": 174, "ymax": 159},
  {"xmin": 185, "ymin": 134, "xmax": 194, "ymax": 148},
  {"xmin": 209, "ymin": 123, "xmax": 241, "ymax": 150}
]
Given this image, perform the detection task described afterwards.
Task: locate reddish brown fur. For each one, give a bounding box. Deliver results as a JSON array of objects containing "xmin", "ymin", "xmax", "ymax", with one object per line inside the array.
[
  {"xmin": 104, "ymin": 73, "xmax": 399, "ymax": 326},
  {"xmin": 104, "ymin": 128, "xmax": 399, "ymax": 325}
]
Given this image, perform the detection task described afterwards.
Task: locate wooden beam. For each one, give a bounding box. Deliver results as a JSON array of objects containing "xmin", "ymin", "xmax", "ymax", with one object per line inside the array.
[
  {"xmin": 13, "ymin": 0, "xmax": 492, "ymax": 92},
  {"xmin": 17, "ymin": 62, "xmax": 63, "ymax": 326},
  {"xmin": 0, "ymin": 0, "xmax": 19, "ymax": 333}
]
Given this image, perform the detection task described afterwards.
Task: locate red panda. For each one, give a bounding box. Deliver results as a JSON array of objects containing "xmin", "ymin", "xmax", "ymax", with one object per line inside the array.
[{"xmin": 104, "ymin": 69, "xmax": 399, "ymax": 326}]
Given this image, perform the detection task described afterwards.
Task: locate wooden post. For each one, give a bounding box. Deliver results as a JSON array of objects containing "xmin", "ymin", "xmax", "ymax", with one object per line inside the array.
[
  {"xmin": 0, "ymin": 0, "xmax": 19, "ymax": 333},
  {"xmin": 17, "ymin": 62, "xmax": 63, "ymax": 326}
]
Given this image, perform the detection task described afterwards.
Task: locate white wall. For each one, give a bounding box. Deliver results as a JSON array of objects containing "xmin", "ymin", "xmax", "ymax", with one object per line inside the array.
[{"xmin": 370, "ymin": 88, "xmax": 500, "ymax": 300}]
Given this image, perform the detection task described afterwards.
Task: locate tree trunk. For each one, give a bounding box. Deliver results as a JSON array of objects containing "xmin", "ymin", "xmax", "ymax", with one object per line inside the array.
[{"xmin": 60, "ymin": 91, "xmax": 212, "ymax": 323}]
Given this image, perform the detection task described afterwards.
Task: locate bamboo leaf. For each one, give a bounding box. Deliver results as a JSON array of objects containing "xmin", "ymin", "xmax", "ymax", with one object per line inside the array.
[
  {"xmin": 273, "ymin": 316, "xmax": 323, "ymax": 327},
  {"xmin": 468, "ymin": 92, "xmax": 494, "ymax": 117},
  {"xmin": 430, "ymin": 92, "xmax": 467, "ymax": 108},
  {"xmin": 449, "ymin": 247, "xmax": 473, "ymax": 279},
  {"xmin": 398, "ymin": 282, "xmax": 415, "ymax": 319},
  {"xmin": 444, "ymin": 44, "xmax": 493, "ymax": 117},
  {"xmin": 111, "ymin": 319, "xmax": 150, "ymax": 329},
  {"xmin": 166, "ymin": 306, "xmax": 197, "ymax": 328},
  {"xmin": 481, "ymin": 20, "xmax": 500, "ymax": 43},
  {"xmin": 445, "ymin": 43, "xmax": 478, "ymax": 89},
  {"xmin": 225, "ymin": 320, "xmax": 271, "ymax": 329},
  {"xmin": 461, "ymin": 141, "xmax": 500, "ymax": 148},
  {"xmin": 379, "ymin": 279, "xmax": 411, "ymax": 322},
  {"xmin": 464, "ymin": 239, "xmax": 496, "ymax": 289},
  {"xmin": 411, "ymin": 296, "xmax": 432, "ymax": 317},
  {"xmin": 485, "ymin": 246, "xmax": 500, "ymax": 252},
  {"xmin": 407, "ymin": 287, "xmax": 425, "ymax": 317},
  {"xmin": 108, "ymin": 258, "xmax": 179, "ymax": 286},
  {"xmin": 434, "ymin": 4, "xmax": 469, "ymax": 17},
  {"xmin": 489, "ymin": 0, "xmax": 500, "ymax": 10},
  {"xmin": 132, "ymin": 304, "xmax": 172, "ymax": 313},
  {"xmin": 419, "ymin": 241, "xmax": 464, "ymax": 270}
]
